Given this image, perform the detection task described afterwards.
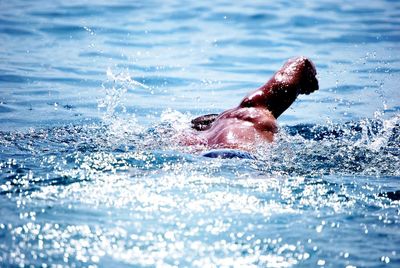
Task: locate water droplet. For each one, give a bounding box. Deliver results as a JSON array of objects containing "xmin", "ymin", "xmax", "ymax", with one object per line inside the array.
[{"xmin": 381, "ymin": 256, "xmax": 390, "ymax": 263}]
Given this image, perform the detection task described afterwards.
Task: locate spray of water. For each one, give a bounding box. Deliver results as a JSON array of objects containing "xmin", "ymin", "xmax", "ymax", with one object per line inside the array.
[
  {"xmin": 97, "ymin": 68, "xmax": 151, "ymax": 147},
  {"xmin": 255, "ymin": 113, "xmax": 400, "ymax": 177}
]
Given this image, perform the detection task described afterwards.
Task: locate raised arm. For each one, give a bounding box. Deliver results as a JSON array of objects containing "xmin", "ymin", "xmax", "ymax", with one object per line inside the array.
[
  {"xmin": 191, "ymin": 57, "xmax": 319, "ymax": 130},
  {"xmin": 239, "ymin": 56, "xmax": 318, "ymax": 118}
]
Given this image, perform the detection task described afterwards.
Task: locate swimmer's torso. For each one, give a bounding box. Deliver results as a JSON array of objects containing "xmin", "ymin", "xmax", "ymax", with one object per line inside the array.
[{"xmin": 183, "ymin": 107, "xmax": 277, "ymax": 150}]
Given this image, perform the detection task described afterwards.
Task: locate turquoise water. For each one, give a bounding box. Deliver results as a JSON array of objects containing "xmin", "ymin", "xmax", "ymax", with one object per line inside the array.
[{"xmin": 1, "ymin": 0, "xmax": 400, "ymax": 267}]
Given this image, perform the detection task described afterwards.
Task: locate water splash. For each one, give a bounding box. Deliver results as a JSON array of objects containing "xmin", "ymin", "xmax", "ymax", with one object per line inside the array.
[
  {"xmin": 97, "ymin": 68, "xmax": 151, "ymax": 146},
  {"xmin": 160, "ymin": 108, "xmax": 192, "ymax": 132},
  {"xmin": 98, "ymin": 67, "xmax": 148, "ymax": 120},
  {"xmin": 258, "ymin": 113, "xmax": 400, "ymax": 176},
  {"xmin": 358, "ymin": 112, "xmax": 399, "ymax": 151}
]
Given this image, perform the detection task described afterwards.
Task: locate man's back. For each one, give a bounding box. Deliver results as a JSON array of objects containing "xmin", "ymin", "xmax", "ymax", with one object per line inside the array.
[{"xmin": 199, "ymin": 107, "xmax": 277, "ymax": 150}]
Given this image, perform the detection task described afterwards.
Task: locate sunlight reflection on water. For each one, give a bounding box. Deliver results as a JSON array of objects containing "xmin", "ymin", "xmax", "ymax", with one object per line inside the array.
[{"xmin": 1, "ymin": 0, "xmax": 400, "ymax": 267}]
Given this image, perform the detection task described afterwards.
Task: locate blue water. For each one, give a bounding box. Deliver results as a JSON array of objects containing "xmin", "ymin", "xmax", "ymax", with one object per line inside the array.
[{"xmin": 1, "ymin": 0, "xmax": 400, "ymax": 267}]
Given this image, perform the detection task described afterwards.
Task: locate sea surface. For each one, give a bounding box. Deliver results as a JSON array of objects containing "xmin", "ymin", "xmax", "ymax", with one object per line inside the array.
[{"xmin": 1, "ymin": 0, "xmax": 400, "ymax": 267}]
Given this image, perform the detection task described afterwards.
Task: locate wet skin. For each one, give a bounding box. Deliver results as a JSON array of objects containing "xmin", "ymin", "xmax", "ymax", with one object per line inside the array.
[{"xmin": 184, "ymin": 56, "xmax": 319, "ymax": 151}]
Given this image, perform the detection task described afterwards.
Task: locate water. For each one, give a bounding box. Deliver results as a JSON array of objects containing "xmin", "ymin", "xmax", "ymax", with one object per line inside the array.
[{"xmin": 1, "ymin": 0, "xmax": 399, "ymax": 267}]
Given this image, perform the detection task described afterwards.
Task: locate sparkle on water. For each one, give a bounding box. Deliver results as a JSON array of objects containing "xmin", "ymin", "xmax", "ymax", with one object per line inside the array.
[{"xmin": 1, "ymin": 0, "xmax": 400, "ymax": 267}]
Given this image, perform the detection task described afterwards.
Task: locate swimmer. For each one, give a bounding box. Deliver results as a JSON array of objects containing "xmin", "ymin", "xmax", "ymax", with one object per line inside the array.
[{"xmin": 181, "ymin": 56, "xmax": 319, "ymax": 153}]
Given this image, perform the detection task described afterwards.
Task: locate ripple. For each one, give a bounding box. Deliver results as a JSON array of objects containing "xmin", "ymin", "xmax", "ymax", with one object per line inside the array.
[
  {"xmin": 39, "ymin": 25, "xmax": 86, "ymax": 35},
  {"xmin": 1, "ymin": 0, "xmax": 400, "ymax": 266},
  {"xmin": 0, "ymin": 74, "xmax": 27, "ymax": 83},
  {"xmin": 0, "ymin": 27, "xmax": 37, "ymax": 36},
  {"xmin": 288, "ymin": 15, "xmax": 335, "ymax": 27},
  {"xmin": 0, "ymin": 104, "xmax": 14, "ymax": 113}
]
